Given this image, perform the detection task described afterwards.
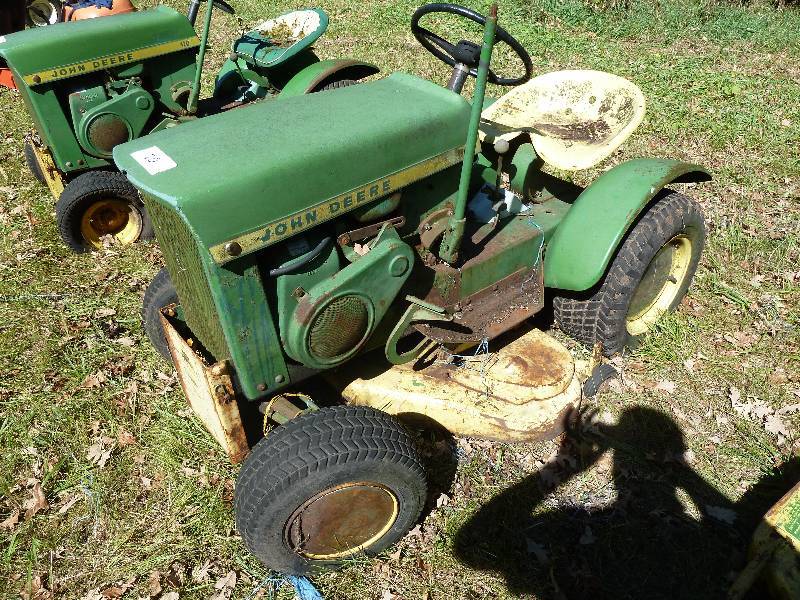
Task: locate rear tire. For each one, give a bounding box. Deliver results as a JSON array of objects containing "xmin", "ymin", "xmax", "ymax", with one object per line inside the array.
[
  {"xmin": 318, "ymin": 79, "xmax": 357, "ymax": 91},
  {"xmin": 142, "ymin": 268, "xmax": 178, "ymax": 361},
  {"xmin": 24, "ymin": 140, "xmax": 46, "ymax": 185},
  {"xmin": 553, "ymin": 190, "xmax": 705, "ymax": 356},
  {"xmin": 235, "ymin": 406, "xmax": 427, "ymax": 574},
  {"xmin": 56, "ymin": 170, "xmax": 153, "ymax": 253}
]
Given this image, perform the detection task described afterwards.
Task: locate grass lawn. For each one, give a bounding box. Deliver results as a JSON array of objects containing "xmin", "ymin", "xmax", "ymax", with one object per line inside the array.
[{"xmin": 1, "ymin": 0, "xmax": 799, "ymax": 598}]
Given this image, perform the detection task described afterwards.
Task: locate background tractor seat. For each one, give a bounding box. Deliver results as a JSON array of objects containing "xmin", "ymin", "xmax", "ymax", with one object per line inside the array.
[
  {"xmin": 233, "ymin": 9, "xmax": 329, "ymax": 69},
  {"xmin": 115, "ymin": 72, "xmax": 472, "ymax": 255}
]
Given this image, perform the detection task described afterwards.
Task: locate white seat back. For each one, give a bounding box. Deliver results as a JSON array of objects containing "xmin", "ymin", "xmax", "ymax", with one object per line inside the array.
[{"xmin": 481, "ymin": 70, "xmax": 646, "ymax": 171}]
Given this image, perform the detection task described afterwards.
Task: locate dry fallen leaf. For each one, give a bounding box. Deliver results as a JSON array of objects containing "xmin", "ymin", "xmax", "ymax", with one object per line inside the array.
[
  {"xmin": 24, "ymin": 482, "xmax": 49, "ymax": 519},
  {"xmin": 0, "ymin": 509, "xmax": 20, "ymax": 530},
  {"xmin": 191, "ymin": 560, "xmax": 214, "ymax": 583},
  {"xmin": 57, "ymin": 494, "xmax": 81, "ymax": 515},
  {"xmin": 81, "ymin": 371, "xmax": 108, "ymax": 389},
  {"xmin": 94, "ymin": 308, "xmax": 117, "ymax": 318},
  {"xmin": 147, "ymin": 571, "xmax": 162, "ymax": 598},
  {"xmin": 654, "ymin": 380, "xmax": 677, "ymax": 394},
  {"xmin": 116, "ymin": 430, "xmax": 136, "ymax": 447},
  {"xmin": 87, "ymin": 442, "xmax": 113, "ymax": 468},
  {"xmin": 765, "ymin": 414, "xmax": 790, "ymax": 437}
]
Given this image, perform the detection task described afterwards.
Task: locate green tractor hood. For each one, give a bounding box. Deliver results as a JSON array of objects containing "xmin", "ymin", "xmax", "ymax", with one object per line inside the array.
[
  {"xmin": 114, "ymin": 73, "xmax": 471, "ymax": 264},
  {"xmin": 0, "ymin": 6, "xmax": 197, "ymax": 87}
]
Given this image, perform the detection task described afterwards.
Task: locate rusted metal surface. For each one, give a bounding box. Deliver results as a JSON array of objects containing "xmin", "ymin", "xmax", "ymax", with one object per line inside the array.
[
  {"xmin": 419, "ymin": 265, "xmax": 543, "ymax": 343},
  {"xmin": 331, "ymin": 325, "xmax": 580, "ymax": 442},
  {"xmin": 337, "ymin": 215, "xmax": 405, "ymax": 246},
  {"xmin": 285, "ymin": 482, "xmax": 398, "ymax": 558},
  {"xmin": 161, "ymin": 307, "xmax": 250, "ymax": 463},
  {"xmin": 417, "ymin": 207, "xmax": 451, "ymax": 249},
  {"xmin": 30, "ymin": 137, "xmax": 65, "ymax": 199}
]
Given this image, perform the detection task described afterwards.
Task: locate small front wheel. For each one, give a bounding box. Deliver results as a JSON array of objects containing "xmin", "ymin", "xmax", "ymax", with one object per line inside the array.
[
  {"xmin": 553, "ymin": 190, "xmax": 705, "ymax": 355},
  {"xmin": 56, "ymin": 171, "xmax": 153, "ymax": 253},
  {"xmin": 235, "ymin": 406, "xmax": 427, "ymax": 574},
  {"xmin": 142, "ymin": 268, "xmax": 178, "ymax": 361},
  {"xmin": 24, "ymin": 139, "xmax": 46, "ymax": 185}
]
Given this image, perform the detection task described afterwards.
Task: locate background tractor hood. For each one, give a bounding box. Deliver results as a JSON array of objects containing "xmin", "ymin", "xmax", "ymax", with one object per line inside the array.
[
  {"xmin": 0, "ymin": 6, "xmax": 196, "ymax": 85},
  {"xmin": 115, "ymin": 73, "xmax": 471, "ymax": 262}
]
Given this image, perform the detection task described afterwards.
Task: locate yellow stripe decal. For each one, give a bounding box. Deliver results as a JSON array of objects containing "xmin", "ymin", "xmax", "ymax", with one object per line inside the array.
[
  {"xmin": 209, "ymin": 146, "xmax": 467, "ymax": 264},
  {"xmin": 23, "ymin": 36, "xmax": 199, "ymax": 86}
]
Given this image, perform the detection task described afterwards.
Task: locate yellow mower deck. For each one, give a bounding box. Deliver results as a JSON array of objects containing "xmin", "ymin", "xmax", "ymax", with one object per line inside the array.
[
  {"xmin": 730, "ymin": 481, "xmax": 800, "ymax": 599},
  {"xmin": 31, "ymin": 141, "xmax": 65, "ymax": 199},
  {"xmin": 162, "ymin": 309, "xmax": 586, "ymax": 461}
]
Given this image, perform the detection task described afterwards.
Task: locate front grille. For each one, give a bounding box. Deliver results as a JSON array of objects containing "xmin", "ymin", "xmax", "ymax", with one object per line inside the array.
[{"xmin": 145, "ymin": 197, "xmax": 229, "ymax": 360}]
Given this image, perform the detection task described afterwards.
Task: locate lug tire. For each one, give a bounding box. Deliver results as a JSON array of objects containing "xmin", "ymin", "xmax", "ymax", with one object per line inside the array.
[
  {"xmin": 235, "ymin": 406, "xmax": 427, "ymax": 574},
  {"xmin": 553, "ymin": 190, "xmax": 705, "ymax": 356},
  {"xmin": 24, "ymin": 140, "xmax": 46, "ymax": 185},
  {"xmin": 56, "ymin": 171, "xmax": 153, "ymax": 253},
  {"xmin": 142, "ymin": 268, "xmax": 178, "ymax": 361},
  {"xmin": 318, "ymin": 79, "xmax": 357, "ymax": 91}
]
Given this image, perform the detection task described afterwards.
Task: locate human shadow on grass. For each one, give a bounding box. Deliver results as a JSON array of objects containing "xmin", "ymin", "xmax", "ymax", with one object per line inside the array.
[{"xmin": 453, "ymin": 406, "xmax": 799, "ymax": 599}]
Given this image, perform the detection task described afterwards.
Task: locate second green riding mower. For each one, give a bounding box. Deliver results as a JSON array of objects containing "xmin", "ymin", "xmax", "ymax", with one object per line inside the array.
[
  {"xmin": 0, "ymin": 0, "xmax": 377, "ymax": 252},
  {"xmin": 117, "ymin": 2, "xmax": 709, "ymax": 575}
]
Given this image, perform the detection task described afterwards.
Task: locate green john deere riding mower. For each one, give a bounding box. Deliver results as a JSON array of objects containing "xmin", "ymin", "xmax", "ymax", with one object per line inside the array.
[
  {"xmin": 0, "ymin": 1, "xmax": 377, "ymax": 252},
  {"xmin": 115, "ymin": 2, "xmax": 709, "ymax": 574}
]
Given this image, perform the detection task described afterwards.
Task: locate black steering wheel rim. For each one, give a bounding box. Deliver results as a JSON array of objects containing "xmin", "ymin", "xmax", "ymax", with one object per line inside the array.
[{"xmin": 411, "ymin": 3, "xmax": 532, "ymax": 86}]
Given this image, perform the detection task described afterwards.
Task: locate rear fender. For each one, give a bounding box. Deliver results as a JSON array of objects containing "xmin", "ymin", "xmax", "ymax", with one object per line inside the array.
[
  {"xmin": 279, "ymin": 59, "xmax": 380, "ymax": 97},
  {"xmin": 543, "ymin": 158, "xmax": 711, "ymax": 291}
]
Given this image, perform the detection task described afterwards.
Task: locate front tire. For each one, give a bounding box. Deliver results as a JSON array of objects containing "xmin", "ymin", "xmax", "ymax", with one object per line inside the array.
[
  {"xmin": 235, "ymin": 406, "xmax": 427, "ymax": 574},
  {"xmin": 553, "ymin": 190, "xmax": 705, "ymax": 355},
  {"xmin": 24, "ymin": 139, "xmax": 46, "ymax": 185},
  {"xmin": 56, "ymin": 171, "xmax": 153, "ymax": 253},
  {"xmin": 142, "ymin": 268, "xmax": 178, "ymax": 361}
]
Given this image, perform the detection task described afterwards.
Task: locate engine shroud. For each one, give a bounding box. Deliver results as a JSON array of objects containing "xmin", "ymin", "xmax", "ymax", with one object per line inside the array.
[{"xmin": 280, "ymin": 230, "xmax": 414, "ymax": 370}]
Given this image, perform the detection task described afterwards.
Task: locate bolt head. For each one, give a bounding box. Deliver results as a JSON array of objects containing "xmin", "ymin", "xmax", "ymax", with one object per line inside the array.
[
  {"xmin": 493, "ymin": 138, "xmax": 510, "ymax": 155},
  {"xmin": 33, "ymin": 75, "xmax": 41, "ymax": 84},
  {"xmin": 389, "ymin": 255, "xmax": 410, "ymax": 277},
  {"xmin": 225, "ymin": 241, "xmax": 242, "ymax": 256},
  {"xmin": 274, "ymin": 374, "xmax": 285, "ymax": 383},
  {"xmin": 257, "ymin": 383, "xmax": 267, "ymax": 392}
]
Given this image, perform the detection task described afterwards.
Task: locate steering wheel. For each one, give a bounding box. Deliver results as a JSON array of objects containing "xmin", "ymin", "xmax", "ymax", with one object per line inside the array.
[
  {"xmin": 188, "ymin": 0, "xmax": 234, "ymax": 26},
  {"xmin": 411, "ymin": 3, "xmax": 532, "ymax": 87}
]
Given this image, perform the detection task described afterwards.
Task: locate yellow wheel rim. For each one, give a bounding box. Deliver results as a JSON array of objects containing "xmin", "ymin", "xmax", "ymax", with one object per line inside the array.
[
  {"xmin": 285, "ymin": 482, "xmax": 400, "ymax": 560},
  {"xmin": 80, "ymin": 199, "xmax": 142, "ymax": 249},
  {"xmin": 626, "ymin": 234, "xmax": 693, "ymax": 336}
]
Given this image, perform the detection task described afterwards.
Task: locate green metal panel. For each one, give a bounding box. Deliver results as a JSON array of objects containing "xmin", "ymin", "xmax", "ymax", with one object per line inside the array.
[
  {"xmin": 0, "ymin": 7, "xmax": 196, "ymax": 83},
  {"xmin": 543, "ymin": 158, "xmax": 711, "ymax": 291},
  {"xmin": 207, "ymin": 257, "xmax": 289, "ymax": 400},
  {"xmin": 145, "ymin": 196, "xmax": 287, "ymax": 400},
  {"xmin": 115, "ymin": 73, "xmax": 471, "ymax": 255}
]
